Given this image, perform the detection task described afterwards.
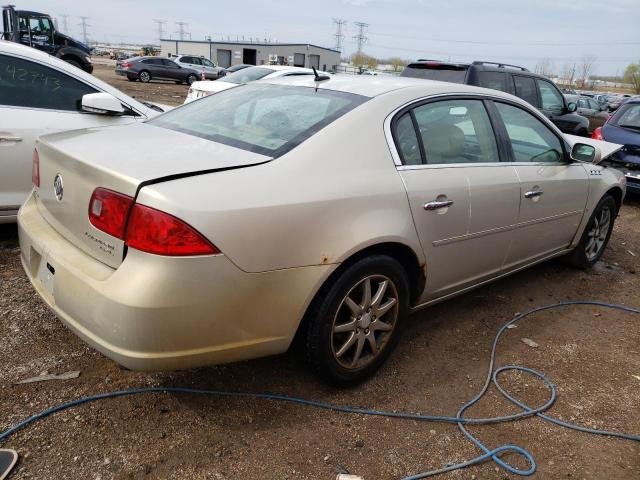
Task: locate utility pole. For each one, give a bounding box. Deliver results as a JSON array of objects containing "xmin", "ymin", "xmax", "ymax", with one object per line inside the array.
[
  {"xmin": 332, "ymin": 18, "xmax": 347, "ymax": 52},
  {"xmin": 152, "ymin": 19, "xmax": 167, "ymax": 43},
  {"xmin": 174, "ymin": 22, "xmax": 189, "ymax": 41},
  {"xmin": 59, "ymin": 14, "xmax": 70, "ymax": 35},
  {"xmin": 78, "ymin": 16, "xmax": 90, "ymax": 44},
  {"xmin": 353, "ymin": 22, "xmax": 368, "ymax": 55}
]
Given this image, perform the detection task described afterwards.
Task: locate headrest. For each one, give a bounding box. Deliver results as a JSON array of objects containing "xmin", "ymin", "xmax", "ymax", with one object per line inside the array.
[{"xmin": 421, "ymin": 124, "xmax": 465, "ymax": 161}]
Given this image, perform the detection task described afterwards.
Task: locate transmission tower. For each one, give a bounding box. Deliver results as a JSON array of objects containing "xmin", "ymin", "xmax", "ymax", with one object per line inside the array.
[
  {"xmin": 153, "ymin": 19, "xmax": 167, "ymax": 43},
  {"xmin": 59, "ymin": 14, "xmax": 70, "ymax": 35},
  {"xmin": 78, "ymin": 16, "xmax": 90, "ymax": 44},
  {"xmin": 332, "ymin": 18, "xmax": 347, "ymax": 52},
  {"xmin": 174, "ymin": 22, "xmax": 190, "ymax": 41},
  {"xmin": 353, "ymin": 22, "xmax": 369, "ymax": 55}
]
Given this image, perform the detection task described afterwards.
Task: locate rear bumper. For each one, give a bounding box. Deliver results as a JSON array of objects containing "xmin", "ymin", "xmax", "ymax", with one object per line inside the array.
[{"xmin": 18, "ymin": 192, "xmax": 330, "ymax": 370}]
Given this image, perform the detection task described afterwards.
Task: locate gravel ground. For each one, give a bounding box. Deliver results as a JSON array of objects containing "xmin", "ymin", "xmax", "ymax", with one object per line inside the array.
[{"xmin": 0, "ymin": 65, "xmax": 639, "ymax": 479}]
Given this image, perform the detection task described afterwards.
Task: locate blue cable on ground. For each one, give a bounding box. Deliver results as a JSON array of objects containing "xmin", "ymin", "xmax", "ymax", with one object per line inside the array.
[{"xmin": 1, "ymin": 300, "xmax": 639, "ymax": 478}]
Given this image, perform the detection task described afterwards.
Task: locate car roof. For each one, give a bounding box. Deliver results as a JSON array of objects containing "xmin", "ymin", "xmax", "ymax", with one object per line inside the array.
[{"xmin": 261, "ymin": 74, "xmax": 521, "ymax": 99}]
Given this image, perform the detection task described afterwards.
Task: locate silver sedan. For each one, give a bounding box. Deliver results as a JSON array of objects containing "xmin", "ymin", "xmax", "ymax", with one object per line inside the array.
[{"xmin": 18, "ymin": 75, "xmax": 626, "ymax": 385}]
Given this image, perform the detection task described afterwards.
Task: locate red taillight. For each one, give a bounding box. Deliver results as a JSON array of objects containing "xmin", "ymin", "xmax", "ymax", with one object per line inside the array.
[
  {"xmin": 591, "ymin": 127, "xmax": 604, "ymax": 140},
  {"xmin": 88, "ymin": 188, "xmax": 134, "ymax": 239},
  {"xmin": 125, "ymin": 204, "xmax": 219, "ymax": 256},
  {"xmin": 32, "ymin": 149, "xmax": 40, "ymax": 187},
  {"xmin": 122, "ymin": 62, "xmax": 132, "ymax": 69}
]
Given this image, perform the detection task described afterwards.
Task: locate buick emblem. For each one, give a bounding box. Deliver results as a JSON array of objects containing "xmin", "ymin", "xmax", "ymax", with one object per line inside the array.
[{"xmin": 53, "ymin": 174, "xmax": 64, "ymax": 201}]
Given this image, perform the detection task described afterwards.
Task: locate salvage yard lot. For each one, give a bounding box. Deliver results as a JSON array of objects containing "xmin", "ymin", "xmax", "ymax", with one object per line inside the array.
[{"xmin": 0, "ymin": 68, "xmax": 639, "ymax": 478}]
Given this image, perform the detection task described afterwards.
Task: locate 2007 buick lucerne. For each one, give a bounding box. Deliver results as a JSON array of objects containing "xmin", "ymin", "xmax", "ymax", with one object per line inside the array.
[{"xmin": 18, "ymin": 75, "xmax": 626, "ymax": 385}]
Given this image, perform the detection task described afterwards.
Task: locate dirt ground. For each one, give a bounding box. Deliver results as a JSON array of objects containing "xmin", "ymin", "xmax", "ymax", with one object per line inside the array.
[
  {"xmin": 91, "ymin": 58, "xmax": 190, "ymax": 107},
  {"xmin": 0, "ymin": 66, "xmax": 639, "ymax": 479}
]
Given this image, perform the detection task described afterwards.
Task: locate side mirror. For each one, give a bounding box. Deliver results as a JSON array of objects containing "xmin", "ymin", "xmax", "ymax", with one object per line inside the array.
[
  {"xmin": 570, "ymin": 143, "xmax": 602, "ymax": 164},
  {"xmin": 566, "ymin": 102, "xmax": 577, "ymax": 113},
  {"xmin": 81, "ymin": 92, "xmax": 125, "ymax": 115}
]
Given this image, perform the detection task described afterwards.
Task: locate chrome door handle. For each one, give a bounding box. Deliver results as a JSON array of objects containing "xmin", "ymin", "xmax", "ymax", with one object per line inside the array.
[
  {"xmin": 424, "ymin": 199, "xmax": 454, "ymax": 211},
  {"xmin": 0, "ymin": 136, "xmax": 22, "ymax": 143},
  {"xmin": 524, "ymin": 190, "xmax": 544, "ymax": 199}
]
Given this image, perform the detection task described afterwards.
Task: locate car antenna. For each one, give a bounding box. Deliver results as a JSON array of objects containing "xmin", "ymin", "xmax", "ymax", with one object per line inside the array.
[{"xmin": 312, "ymin": 66, "xmax": 330, "ymax": 92}]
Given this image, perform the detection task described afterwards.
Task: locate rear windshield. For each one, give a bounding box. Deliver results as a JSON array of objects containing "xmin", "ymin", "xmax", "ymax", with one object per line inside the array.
[
  {"xmin": 150, "ymin": 84, "xmax": 367, "ymax": 156},
  {"xmin": 223, "ymin": 67, "xmax": 274, "ymax": 84},
  {"xmin": 401, "ymin": 64, "xmax": 468, "ymax": 83},
  {"xmin": 610, "ymin": 103, "xmax": 640, "ymax": 130}
]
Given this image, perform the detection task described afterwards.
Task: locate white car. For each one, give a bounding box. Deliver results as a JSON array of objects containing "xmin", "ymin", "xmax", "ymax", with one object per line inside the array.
[
  {"xmin": 184, "ymin": 65, "xmax": 331, "ymax": 103},
  {"xmin": 0, "ymin": 40, "xmax": 166, "ymax": 223}
]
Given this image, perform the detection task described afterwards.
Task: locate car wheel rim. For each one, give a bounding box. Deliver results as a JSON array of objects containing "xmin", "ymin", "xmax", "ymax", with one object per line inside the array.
[
  {"xmin": 585, "ymin": 205, "xmax": 611, "ymax": 261},
  {"xmin": 140, "ymin": 72, "xmax": 150, "ymax": 82},
  {"xmin": 331, "ymin": 275, "xmax": 399, "ymax": 370}
]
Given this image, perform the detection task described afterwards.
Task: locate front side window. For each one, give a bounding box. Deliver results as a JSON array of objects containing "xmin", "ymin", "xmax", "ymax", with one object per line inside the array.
[
  {"xmin": 536, "ymin": 80, "xmax": 564, "ymax": 112},
  {"xmin": 29, "ymin": 16, "xmax": 53, "ymax": 35},
  {"xmin": 477, "ymin": 71, "xmax": 507, "ymax": 92},
  {"xmin": 495, "ymin": 102, "xmax": 564, "ymax": 163},
  {"xmin": 408, "ymin": 99, "xmax": 499, "ymax": 164},
  {"xmin": 150, "ymin": 84, "xmax": 367, "ymax": 156},
  {"xmin": 513, "ymin": 76, "xmax": 538, "ymax": 107},
  {"xmin": 223, "ymin": 67, "xmax": 274, "ymax": 84},
  {"xmin": 202, "ymin": 59, "xmax": 215, "ymax": 67},
  {"xmin": 578, "ymin": 98, "xmax": 589, "ymax": 109},
  {"xmin": 588, "ymin": 99, "xmax": 601, "ymax": 111},
  {"xmin": 0, "ymin": 54, "xmax": 97, "ymax": 111}
]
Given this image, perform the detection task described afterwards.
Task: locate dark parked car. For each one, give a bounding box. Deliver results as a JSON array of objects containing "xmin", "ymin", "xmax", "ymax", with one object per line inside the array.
[
  {"xmin": 401, "ymin": 60, "xmax": 590, "ymax": 136},
  {"xmin": 223, "ymin": 63, "xmax": 252, "ymax": 74},
  {"xmin": 566, "ymin": 95, "xmax": 609, "ymax": 133},
  {"xmin": 594, "ymin": 98, "xmax": 640, "ymax": 193},
  {"xmin": 116, "ymin": 56, "xmax": 200, "ymax": 85}
]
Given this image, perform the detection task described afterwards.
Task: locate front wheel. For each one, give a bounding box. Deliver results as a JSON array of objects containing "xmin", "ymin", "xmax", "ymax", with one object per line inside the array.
[
  {"xmin": 565, "ymin": 194, "xmax": 616, "ymax": 269},
  {"xmin": 186, "ymin": 74, "xmax": 198, "ymax": 85},
  {"xmin": 302, "ymin": 255, "xmax": 409, "ymax": 386}
]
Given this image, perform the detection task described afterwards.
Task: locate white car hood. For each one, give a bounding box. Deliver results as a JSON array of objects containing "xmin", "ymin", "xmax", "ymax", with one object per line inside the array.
[{"xmin": 563, "ymin": 134, "xmax": 623, "ymax": 161}]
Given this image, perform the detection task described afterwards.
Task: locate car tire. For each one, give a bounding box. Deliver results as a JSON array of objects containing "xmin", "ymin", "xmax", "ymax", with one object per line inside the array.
[
  {"xmin": 186, "ymin": 74, "xmax": 198, "ymax": 85},
  {"xmin": 564, "ymin": 194, "xmax": 616, "ymax": 269},
  {"xmin": 302, "ymin": 255, "xmax": 409, "ymax": 386},
  {"xmin": 138, "ymin": 70, "xmax": 151, "ymax": 83},
  {"xmin": 64, "ymin": 58, "xmax": 82, "ymax": 69}
]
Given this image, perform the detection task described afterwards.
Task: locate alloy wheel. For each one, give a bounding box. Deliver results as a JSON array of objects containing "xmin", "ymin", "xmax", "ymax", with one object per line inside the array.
[
  {"xmin": 331, "ymin": 275, "xmax": 399, "ymax": 369},
  {"xmin": 585, "ymin": 205, "xmax": 611, "ymax": 261},
  {"xmin": 139, "ymin": 71, "xmax": 150, "ymax": 82}
]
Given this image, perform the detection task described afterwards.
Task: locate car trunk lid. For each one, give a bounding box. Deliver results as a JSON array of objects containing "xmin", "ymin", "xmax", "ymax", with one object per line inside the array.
[{"xmin": 34, "ymin": 122, "xmax": 270, "ymax": 268}]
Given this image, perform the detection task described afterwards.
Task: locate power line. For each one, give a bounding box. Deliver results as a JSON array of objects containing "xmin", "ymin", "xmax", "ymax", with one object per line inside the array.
[
  {"xmin": 174, "ymin": 22, "xmax": 190, "ymax": 41},
  {"xmin": 77, "ymin": 16, "xmax": 90, "ymax": 44},
  {"xmin": 152, "ymin": 19, "xmax": 167, "ymax": 43},
  {"xmin": 58, "ymin": 14, "xmax": 70, "ymax": 35},
  {"xmin": 353, "ymin": 21, "xmax": 368, "ymax": 55},
  {"xmin": 332, "ymin": 18, "xmax": 347, "ymax": 52},
  {"xmin": 367, "ymin": 30, "xmax": 640, "ymax": 47}
]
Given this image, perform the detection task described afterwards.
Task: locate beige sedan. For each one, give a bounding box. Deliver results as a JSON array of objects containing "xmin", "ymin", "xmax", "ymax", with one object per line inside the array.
[{"xmin": 18, "ymin": 76, "xmax": 625, "ymax": 385}]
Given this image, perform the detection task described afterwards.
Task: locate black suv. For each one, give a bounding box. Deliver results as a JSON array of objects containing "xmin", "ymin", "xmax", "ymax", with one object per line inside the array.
[{"xmin": 401, "ymin": 60, "xmax": 589, "ymax": 136}]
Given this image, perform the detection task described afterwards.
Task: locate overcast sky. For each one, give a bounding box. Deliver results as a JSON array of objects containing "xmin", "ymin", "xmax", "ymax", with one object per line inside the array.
[{"xmin": 26, "ymin": 0, "xmax": 640, "ymax": 75}]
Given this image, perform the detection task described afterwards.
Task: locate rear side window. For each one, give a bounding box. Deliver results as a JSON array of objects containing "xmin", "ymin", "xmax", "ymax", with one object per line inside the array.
[
  {"xmin": 513, "ymin": 76, "xmax": 538, "ymax": 107},
  {"xmin": 150, "ymin": 84, "xmax": 367, "ymax": 157},
  {"xmin": 401, "ymin": 64, "xmax": 467, "ymax": 83},
  {"xmin": 536, "ymin": 80, "xmax": 564, "ymax": 112},
  {"xmin": 0, "ymin": 54, "xmax": 97, "ymax": 111},
  {"xmin": 495, "ymin": 102, "xmax": 564, "ymax": 163},
  {"xmin": 180, "ymin": 56, "xmax": 193, "ymax": 63},
  {"xmin": 477, "ymin": 71, "xmax": 507, "ymax": 92},
  {"xmin": 398, "ymin": 99, "xmax": 499, "ymax": 165},
  {"xmin": 394, "ymin": 113, "xmax": 421, "ymax": 165}
]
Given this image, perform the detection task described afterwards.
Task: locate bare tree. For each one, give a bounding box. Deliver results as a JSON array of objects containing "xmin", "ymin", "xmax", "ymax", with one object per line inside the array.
[
  {"xmin": 534, "ymin": 58, "xmax": 555, "ymax": 77},
  {"xmin": 578, "ymin": 55, "xmax": 597, "ymax": 88},
  {"xmin": 560, "ymin": 62, "xmax": 576, "ymax": 85}
]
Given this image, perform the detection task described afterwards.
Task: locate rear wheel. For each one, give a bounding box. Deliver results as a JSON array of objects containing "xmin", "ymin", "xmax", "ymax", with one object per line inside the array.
[
  {"xmin": 302, "ymin": 255, "xmax": 409, "ymax": 386},
  {"xmin": 186, "ymin": 74, "xmax": 198, "ymax": 85},
  {"xmin": 565, "ymin": 194, "xmax": 616, "ymax": 269},
  {"xmin": 138, "ymin": 70, "xmax": 151, "ymax": 83}
]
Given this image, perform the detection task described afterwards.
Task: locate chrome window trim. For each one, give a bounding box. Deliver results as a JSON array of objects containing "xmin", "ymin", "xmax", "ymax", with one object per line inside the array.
[{"xmin": 384, "ymin": 92, "xmax": 568, "ymax": 168}]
